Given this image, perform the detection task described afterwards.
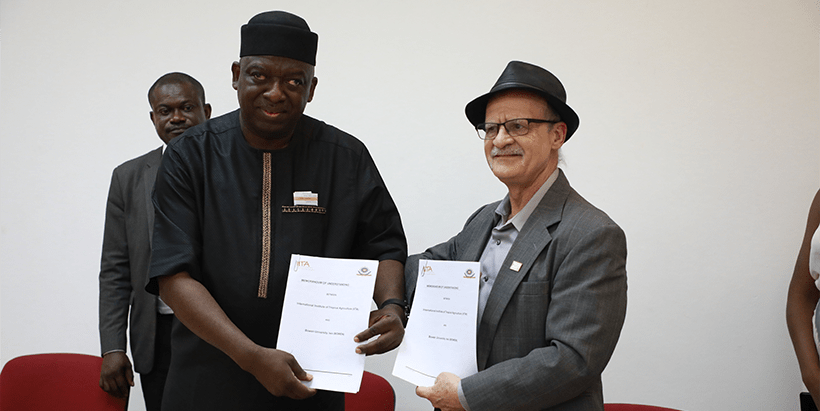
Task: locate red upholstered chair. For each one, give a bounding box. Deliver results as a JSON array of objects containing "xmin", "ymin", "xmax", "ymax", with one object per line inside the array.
[
  {"xmin": 345, "ymin": 371, "xmax": 395, "ymax": 411},
  {"xmin": 0, "ymin": 353, "xmax": 127, "ymax": 411},
  {"xmin": 605, "ymin": 404, "xmax": 681, "ymax": 411}
]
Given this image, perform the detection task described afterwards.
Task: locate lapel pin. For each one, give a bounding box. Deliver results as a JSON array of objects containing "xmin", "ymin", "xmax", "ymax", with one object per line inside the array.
[{"xmin": 510, "ymin": 261, "xmax": 522, "ymax": 272}]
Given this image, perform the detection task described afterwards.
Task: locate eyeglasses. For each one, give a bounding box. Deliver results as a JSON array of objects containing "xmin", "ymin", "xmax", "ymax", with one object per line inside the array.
[{"xmin": 475, "ymin": 118, "xmax": 560, "ymax": 140}]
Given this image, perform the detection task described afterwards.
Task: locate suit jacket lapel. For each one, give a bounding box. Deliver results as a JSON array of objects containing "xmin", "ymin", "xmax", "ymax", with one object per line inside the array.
[
  {"xmin": 462, "ymin": 205, "xmax": 499, "ymax": 261},
  {"xmin": 143, "ymin": 147, "xmax": 162, "ymax": 247},
  {"xmin": 475, "ymin": 170, "xmax": 571, "ymax": 369}
]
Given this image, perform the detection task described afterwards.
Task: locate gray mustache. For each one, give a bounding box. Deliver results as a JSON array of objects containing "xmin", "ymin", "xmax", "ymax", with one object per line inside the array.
[{"xmin": 491, "ymin": 147, "xmax": 523, "ymax": 156}]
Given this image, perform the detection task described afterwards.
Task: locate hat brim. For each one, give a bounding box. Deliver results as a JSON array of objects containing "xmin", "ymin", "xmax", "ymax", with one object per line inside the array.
[{"xmin": 465, "ymin": 84, "xmax": 579, "ymax": 141}]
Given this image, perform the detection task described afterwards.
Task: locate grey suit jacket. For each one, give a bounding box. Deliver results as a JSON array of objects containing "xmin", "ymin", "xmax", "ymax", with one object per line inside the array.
[
  {"xmin": 406, "ymin": 170, "xmax": 627, "ymax": 411},
  {"xmin": 99, "ymin": 147, "xmax": 162, "ymax": 374}
]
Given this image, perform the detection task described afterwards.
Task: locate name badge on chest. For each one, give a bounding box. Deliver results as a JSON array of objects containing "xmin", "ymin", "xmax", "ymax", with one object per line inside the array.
[{"xmin": 293, "ymin": 191, "xmax": 318, "ymax": 206}]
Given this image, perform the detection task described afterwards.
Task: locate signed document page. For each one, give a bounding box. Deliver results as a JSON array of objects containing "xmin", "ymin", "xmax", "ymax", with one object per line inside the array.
[
  {"xmin": 276, "ymin": 254, "xmax": 378, "ymax": 393},
  {"xmin": 393, "ymin": 259, "xmax": 480, "ymax": 386}
]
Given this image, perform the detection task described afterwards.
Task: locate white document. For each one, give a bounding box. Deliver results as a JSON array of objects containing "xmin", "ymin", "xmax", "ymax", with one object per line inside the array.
[
  {"xmin": 276, "ymin": 254, "xmax": 378, "ymax": 393},
  {"xmin": 392, "ymin": 259, "xmax": 480, "ymax": 387}
]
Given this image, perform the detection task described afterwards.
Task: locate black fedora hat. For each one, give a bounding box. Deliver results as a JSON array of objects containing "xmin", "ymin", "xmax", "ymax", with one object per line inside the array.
[{"xmin": 465, "ymin": 61, "xmax": 580, "ymax": 140}]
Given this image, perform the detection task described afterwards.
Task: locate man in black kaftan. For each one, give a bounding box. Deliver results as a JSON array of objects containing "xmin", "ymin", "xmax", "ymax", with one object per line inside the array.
[{"xmin": 147, "ymin": 11, "xmax": 407, "ymax": 411}]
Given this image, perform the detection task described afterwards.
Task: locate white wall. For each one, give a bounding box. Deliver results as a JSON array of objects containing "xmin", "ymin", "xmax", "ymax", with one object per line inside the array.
[{"xmin": 1, "ymin": 1, "xmax": 818, "ymax": 410}]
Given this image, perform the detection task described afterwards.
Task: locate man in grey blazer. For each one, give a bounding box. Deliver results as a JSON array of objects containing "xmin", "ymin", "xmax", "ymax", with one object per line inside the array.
[
  {"xmin": 98, "ymin": 72, "xmax": 210, "ymax": 410},
  {"xmin": 410, "ymin": 61, "xmax": 627, "ymax": 411}
]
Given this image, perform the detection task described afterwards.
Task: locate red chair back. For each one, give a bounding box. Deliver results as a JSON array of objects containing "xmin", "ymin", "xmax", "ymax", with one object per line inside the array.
[
  {"xmin": 345, "ymin": 371, "xmax": 395, "ymax": 411},
  {"xmin": 0, "ymin": 353, "xmax": 127, "ymax": 411}
]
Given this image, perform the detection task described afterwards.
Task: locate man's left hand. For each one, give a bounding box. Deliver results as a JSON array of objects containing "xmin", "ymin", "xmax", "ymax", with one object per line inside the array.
[
  {"xmin": 416, "ymin": 372, "xmax": 465, "ymax": 411},
  {"xmin": 353, "ymin": 304, "xmax": 405, "ymax": 355}
]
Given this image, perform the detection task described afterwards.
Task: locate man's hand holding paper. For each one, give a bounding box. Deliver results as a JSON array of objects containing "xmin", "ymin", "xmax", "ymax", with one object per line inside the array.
[
  {"xmin": 354, "ymin": 260, "xmax": 407, "ymax": 356},
  {"xmin": 241, "ymin": 346, "xmax": 316, "ymax": 400}
]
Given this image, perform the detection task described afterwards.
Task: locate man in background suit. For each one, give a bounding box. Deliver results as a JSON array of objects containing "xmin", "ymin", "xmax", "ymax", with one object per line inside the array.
[
  {"xmin": 409, "ymin": 61, "xmax": 628, "ymax": 411},
  {"xmin": 98, "ymin": 72, "xmax": 211, "ymax": 410}
]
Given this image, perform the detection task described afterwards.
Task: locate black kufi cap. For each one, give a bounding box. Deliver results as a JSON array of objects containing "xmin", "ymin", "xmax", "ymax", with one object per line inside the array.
[
  {"xmin": 465, "ymin": 61, "xmax": 580, "ymax": 141},
  {"xmin": 240, "ymin": 11, "xmax": 318, "ymax": 65}
]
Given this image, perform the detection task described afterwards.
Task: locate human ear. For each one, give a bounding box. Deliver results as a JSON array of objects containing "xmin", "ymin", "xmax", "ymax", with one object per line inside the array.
[{"xmin": 231, "ymin": 61, "xmax": 241, "ymax": 90}]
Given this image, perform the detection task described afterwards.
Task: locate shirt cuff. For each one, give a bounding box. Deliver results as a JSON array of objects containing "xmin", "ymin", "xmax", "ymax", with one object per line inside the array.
[
  {"xmin": 102, "ymin": 349, "xmax": 126, "ymax": 356},
  {"xmin": 457, "ymin": 380, "xmax": 472, "ymax": 411}
]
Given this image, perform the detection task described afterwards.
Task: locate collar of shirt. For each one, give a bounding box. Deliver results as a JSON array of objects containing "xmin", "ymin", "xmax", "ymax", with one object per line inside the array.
[
  {"xmin": 476, "ymin": 167, "xmax": 560, "ymax": 327},
  {"xmin": 493, "ymin": 168, "xmax": 560, "ymax": 231}
]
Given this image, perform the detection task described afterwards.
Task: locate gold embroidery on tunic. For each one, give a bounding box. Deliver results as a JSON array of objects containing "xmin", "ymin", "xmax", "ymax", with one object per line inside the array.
[
  {"xmin": 281, "ymin": 205, "xmax": 327, "ymax": 214},
  {"xmin": 258, "ymin": 153, "xmax": 271, "ymax": 298}
]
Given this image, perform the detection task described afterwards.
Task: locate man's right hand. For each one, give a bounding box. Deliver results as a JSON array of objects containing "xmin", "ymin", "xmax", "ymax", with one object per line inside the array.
[
  {"xmin": 241, "ymin": 346, "xmax": 317, "ymax": 399},
  {"xmin": 99, "ymin": 352, "xmax": 133, "ymax": 398},
  {"xmin": 159, "ymin": 272, "xmax": 316, "ymax": 400}
]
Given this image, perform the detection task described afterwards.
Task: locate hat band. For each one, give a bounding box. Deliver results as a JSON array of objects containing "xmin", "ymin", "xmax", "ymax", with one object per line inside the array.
[{"xmin": 240, "ymin": 24, "xmax": 318, "ymax": 65}]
